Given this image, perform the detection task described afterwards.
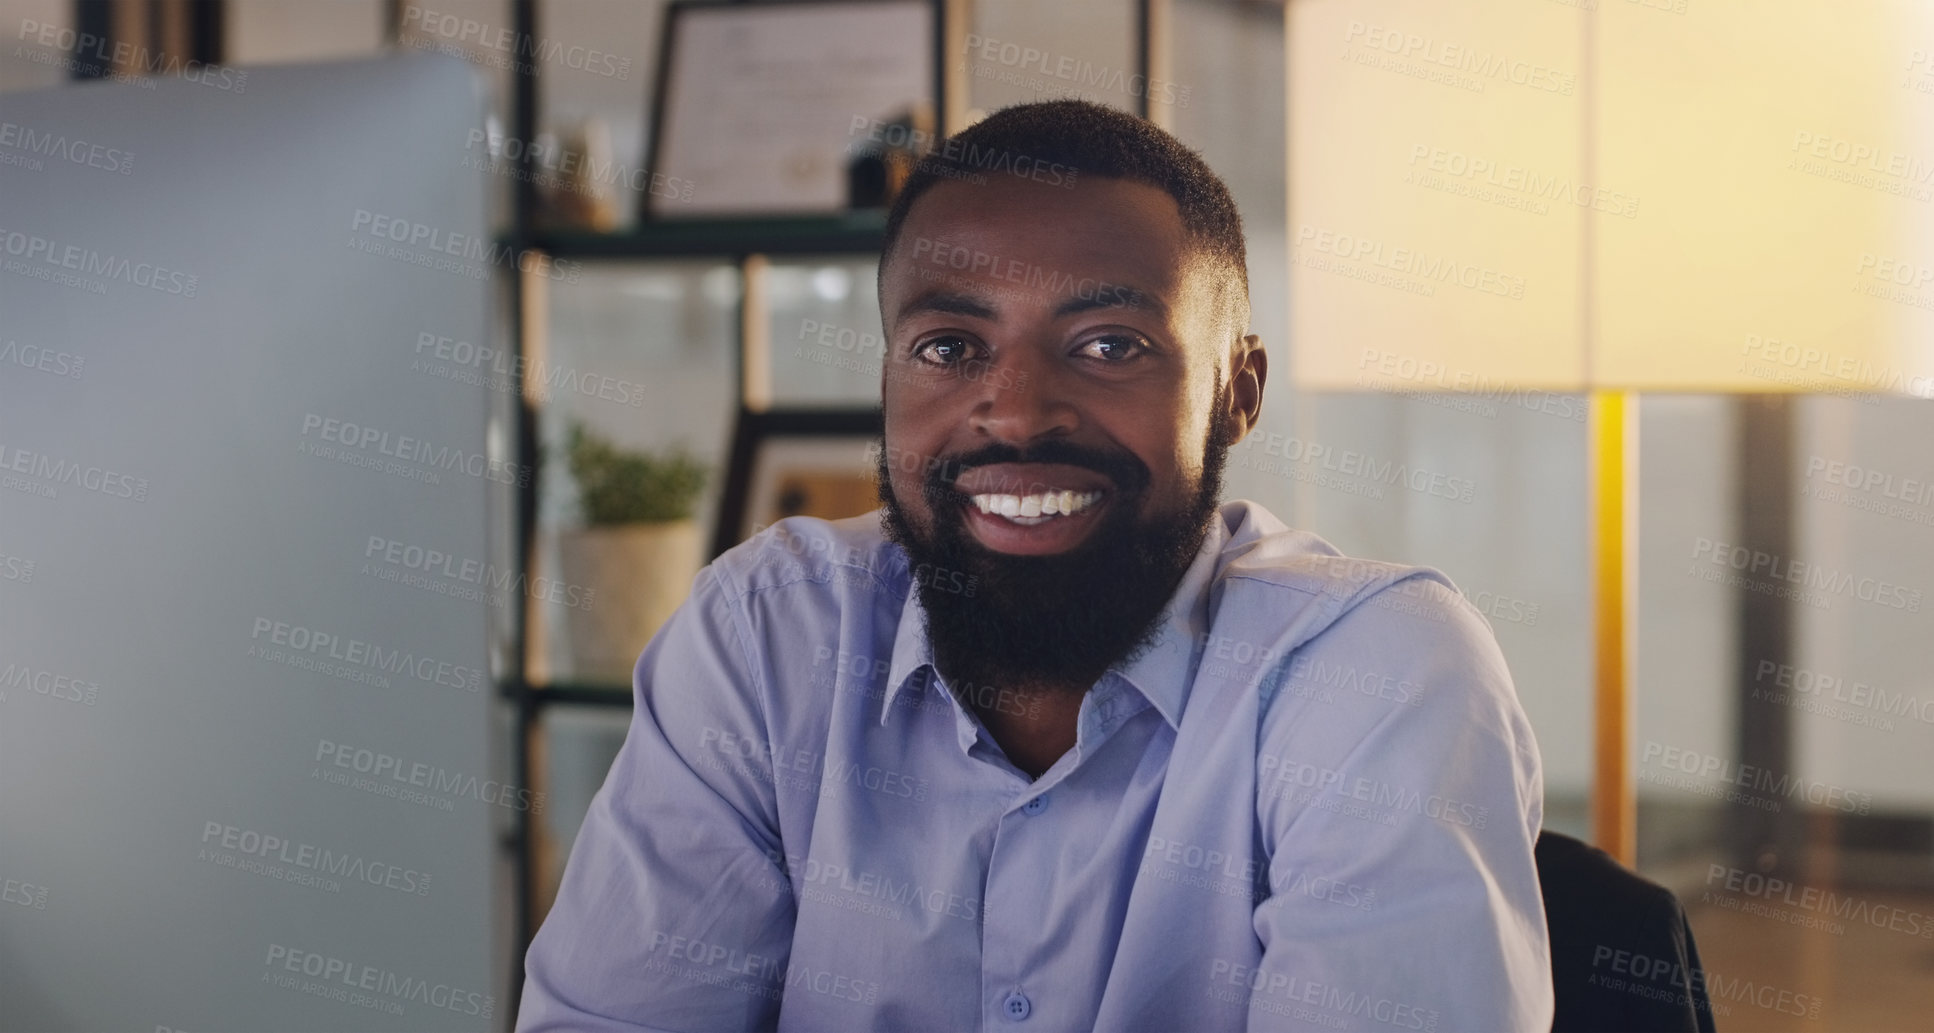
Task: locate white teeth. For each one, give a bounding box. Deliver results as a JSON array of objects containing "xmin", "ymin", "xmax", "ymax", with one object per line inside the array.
[{"xmin": 968, "ymin": 489, "xmax": 1103, "ymax": 521}]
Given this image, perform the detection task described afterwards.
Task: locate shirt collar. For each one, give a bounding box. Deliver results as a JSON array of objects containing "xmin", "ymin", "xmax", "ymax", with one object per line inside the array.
[
  {"xmin": 880, "ymin": 580, "xmax": 939, "ymax": 726},
  {"xmin": 1109, "ymin": 513, "xmax": 1225, "ymax": 730},
  {"xmin": 877, "ymin": 513, "xmax": 1228, "ymax": 732}
]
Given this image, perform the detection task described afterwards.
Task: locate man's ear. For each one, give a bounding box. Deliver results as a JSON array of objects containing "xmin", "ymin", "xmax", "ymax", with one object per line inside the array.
[{"xmin": 1225, "ymin": 335, "xmax": 1267, "ymax": 441}]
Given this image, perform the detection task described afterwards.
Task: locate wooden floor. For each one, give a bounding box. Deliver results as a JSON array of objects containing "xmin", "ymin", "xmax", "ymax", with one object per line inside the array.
[{"xmin": 1683, "ymin": 888, "xmax": 1934, "ymax": 1032}]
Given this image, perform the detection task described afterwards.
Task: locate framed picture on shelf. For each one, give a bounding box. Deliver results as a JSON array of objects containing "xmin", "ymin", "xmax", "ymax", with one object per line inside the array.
[
  {"xmin": 642, "ymin": 0, "xmax": 939, "ymax": 219},
  {"xmin": 743, "ymin": 437, "xmax": 883, "ymax": 541}
]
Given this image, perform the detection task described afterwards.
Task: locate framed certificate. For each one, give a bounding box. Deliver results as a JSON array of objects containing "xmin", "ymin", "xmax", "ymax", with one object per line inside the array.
[{"xmin": 643, "ymin": 0, "xmax": 939, "ymax": 218}]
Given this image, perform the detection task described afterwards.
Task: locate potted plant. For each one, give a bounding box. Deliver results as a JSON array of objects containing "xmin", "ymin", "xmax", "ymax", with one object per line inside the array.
[{"xmin": 554, "ymin": 421, "xmax": 709, "ymax": 685}]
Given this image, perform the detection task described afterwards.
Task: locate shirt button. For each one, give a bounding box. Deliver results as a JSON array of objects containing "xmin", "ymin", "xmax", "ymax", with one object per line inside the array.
[
  {"xmin": 1002, "ymin": 991, "xmax": 1032, "ymax": 1020},
  {"xmin": 1022, "ymin": 794, "xmax": 1049, "ymax": 816}
]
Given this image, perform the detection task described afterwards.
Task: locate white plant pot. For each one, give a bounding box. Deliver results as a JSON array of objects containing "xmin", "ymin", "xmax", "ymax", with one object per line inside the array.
[{"xmin": 554, "ymin": 519, "xmax": 704, "ymax": 686}]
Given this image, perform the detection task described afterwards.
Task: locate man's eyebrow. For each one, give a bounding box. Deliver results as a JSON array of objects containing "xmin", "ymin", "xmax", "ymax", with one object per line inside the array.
[
  {"xmin": 1052, "ymin": 287, "xmax": 1167, "ymax": 320},
  {"xmin": 894, "ymin": 290, "xmax": 998, "ymax": 325}
]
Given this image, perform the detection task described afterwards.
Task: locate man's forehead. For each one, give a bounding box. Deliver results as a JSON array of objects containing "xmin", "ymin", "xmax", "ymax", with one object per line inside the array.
[
  {"xmin": 885, "ymin": 181, "xmax": 1196, "ymax": 299},
  {"xmin": 894, "ymin": 175, "xmax": 1186, "ymax": 251}
]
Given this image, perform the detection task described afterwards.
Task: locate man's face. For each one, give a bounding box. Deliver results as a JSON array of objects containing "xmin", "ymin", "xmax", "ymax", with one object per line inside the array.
[{"xmin": 876, "ymin": 175, "xmax": 1264, "ymax": 694}]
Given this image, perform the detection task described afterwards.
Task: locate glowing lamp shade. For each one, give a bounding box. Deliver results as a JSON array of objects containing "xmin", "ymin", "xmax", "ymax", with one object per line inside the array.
[{"xmin": 1289, "ymin": 0, "xmax": 1934, "ymax": 396}]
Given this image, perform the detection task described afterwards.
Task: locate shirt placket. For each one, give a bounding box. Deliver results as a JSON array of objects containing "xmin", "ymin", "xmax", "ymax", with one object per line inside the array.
[{"xmin": 975, "ymin": 679, "xmax": 1145, "ymax": 1030}]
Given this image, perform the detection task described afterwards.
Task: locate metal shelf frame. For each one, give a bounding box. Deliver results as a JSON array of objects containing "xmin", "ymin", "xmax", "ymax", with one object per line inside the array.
[{"xmin": 494, "ymin": 0, "xmax": 968, "ymax": 1016}]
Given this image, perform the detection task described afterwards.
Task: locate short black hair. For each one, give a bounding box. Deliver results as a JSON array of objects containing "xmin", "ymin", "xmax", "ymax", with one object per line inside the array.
[{"xmin": 879, "ymin": 99, "xmax": 1249, "ymax": 313}]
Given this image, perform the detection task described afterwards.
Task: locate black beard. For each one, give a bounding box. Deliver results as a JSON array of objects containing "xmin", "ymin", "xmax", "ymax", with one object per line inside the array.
[{"xmin": 878, "ymin": 398, "xmax": 1234, "ymax": 700}]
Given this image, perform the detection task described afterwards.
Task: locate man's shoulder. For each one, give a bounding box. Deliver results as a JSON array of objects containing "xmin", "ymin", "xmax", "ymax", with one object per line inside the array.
[
  {"xmin": 1202, "ymin": 501, "xmax": 1499, "ymax": 693},
  {"xmin": 706, "ymin": 510, "xmax": 908, "ymax": 601},
  {"xmin": 1212, "ymin": 499, "xmax": 1467, "ymax": 616}
]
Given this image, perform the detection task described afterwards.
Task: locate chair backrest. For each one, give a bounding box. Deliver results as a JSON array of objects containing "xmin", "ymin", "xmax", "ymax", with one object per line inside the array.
[{"xmin": 1534, "ymin": 830, "xmax": 1717, "ymax": 1033}]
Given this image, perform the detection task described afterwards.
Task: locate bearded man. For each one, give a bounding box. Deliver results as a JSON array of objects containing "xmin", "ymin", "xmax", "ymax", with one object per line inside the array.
[{"xmin": 518, "ymin": 100, "xmax": 1553, "ymax": 1033}]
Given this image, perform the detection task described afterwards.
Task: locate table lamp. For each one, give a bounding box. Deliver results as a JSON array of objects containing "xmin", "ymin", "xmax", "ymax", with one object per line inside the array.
[{"xmin": 1289, "ymin": 0, "xmax": 1934, "ymax": 862}]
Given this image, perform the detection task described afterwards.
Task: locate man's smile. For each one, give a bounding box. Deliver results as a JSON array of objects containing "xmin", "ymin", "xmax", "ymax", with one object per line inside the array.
[
  {"xmin": 950, "ymin": 461, "xmax": 1117, "ymax": 554},
  {"xmin": 968, "ymin": 488, "xmax": 1103, "ymax": 519}
]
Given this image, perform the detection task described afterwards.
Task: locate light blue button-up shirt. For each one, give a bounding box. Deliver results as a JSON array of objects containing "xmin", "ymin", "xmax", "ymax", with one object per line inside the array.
[{"xmin": 518, "ymin": 500, "xmax": 1552, "ymax": 1032}]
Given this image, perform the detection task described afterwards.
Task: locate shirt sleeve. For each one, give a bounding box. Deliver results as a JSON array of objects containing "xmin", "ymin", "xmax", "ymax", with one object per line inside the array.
[
  {"xmin": 1248, "ymin": 575, "xmax": 1553, "ymax": 1032},
  {"xmin": 516, "ymin": 565, "xmax": 795, "ymax": 1033}
]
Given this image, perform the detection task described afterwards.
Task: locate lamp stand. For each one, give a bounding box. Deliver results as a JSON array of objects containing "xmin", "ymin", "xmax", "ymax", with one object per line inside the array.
[{"xmin": 1591, "ymin": 389, "xmax": 1637, "ymax": 865}]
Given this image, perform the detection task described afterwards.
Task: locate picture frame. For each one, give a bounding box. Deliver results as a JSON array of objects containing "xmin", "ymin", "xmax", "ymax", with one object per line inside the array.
[
  {"xmin": 743, "ymin": 436, "xmax": 884, "ymax": 541},
  {"xmin": 642, "ymin": 0, "xmax": 941, "ymax": 219}
]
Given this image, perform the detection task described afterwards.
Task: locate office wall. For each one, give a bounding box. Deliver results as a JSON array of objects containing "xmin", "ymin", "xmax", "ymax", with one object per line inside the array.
[
  {"xmin": 1793, "ymin": 397, "xmax": 1934, "ymax": 810},
  {"xmin": 228, "ymin": 0, "xmax": 386, "ymax": 63},
  {"xmin": 0, "ymin": 0, "xmax": 66, "ymax": 92}
]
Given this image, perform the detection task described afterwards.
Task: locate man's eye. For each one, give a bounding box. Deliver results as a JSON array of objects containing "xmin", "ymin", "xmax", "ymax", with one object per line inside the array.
[
  {"xmin": 912, "ymin": 336, "xmax": 977, "ymax": 365},
  {"xmin": 1079, "ymin": 334, "xmax": 1147, "ymax": 362}
]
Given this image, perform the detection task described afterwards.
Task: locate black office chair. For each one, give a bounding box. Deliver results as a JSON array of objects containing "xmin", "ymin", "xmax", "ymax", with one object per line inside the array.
[{"xmin": 1536, "ymin": 831, "xmax": 1718, "ymax": 1032}]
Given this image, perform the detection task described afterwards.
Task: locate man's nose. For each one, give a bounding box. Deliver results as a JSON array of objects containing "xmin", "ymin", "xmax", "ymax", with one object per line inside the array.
[{"xmin": 966, "ymin": 349, "xmax": 1075, "ymax": 443}]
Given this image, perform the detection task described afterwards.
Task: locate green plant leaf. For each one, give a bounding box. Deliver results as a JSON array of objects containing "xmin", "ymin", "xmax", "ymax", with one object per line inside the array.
[{"xmin": 565, "ymin": 421, "xmax": 709, "ymax": 525}]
